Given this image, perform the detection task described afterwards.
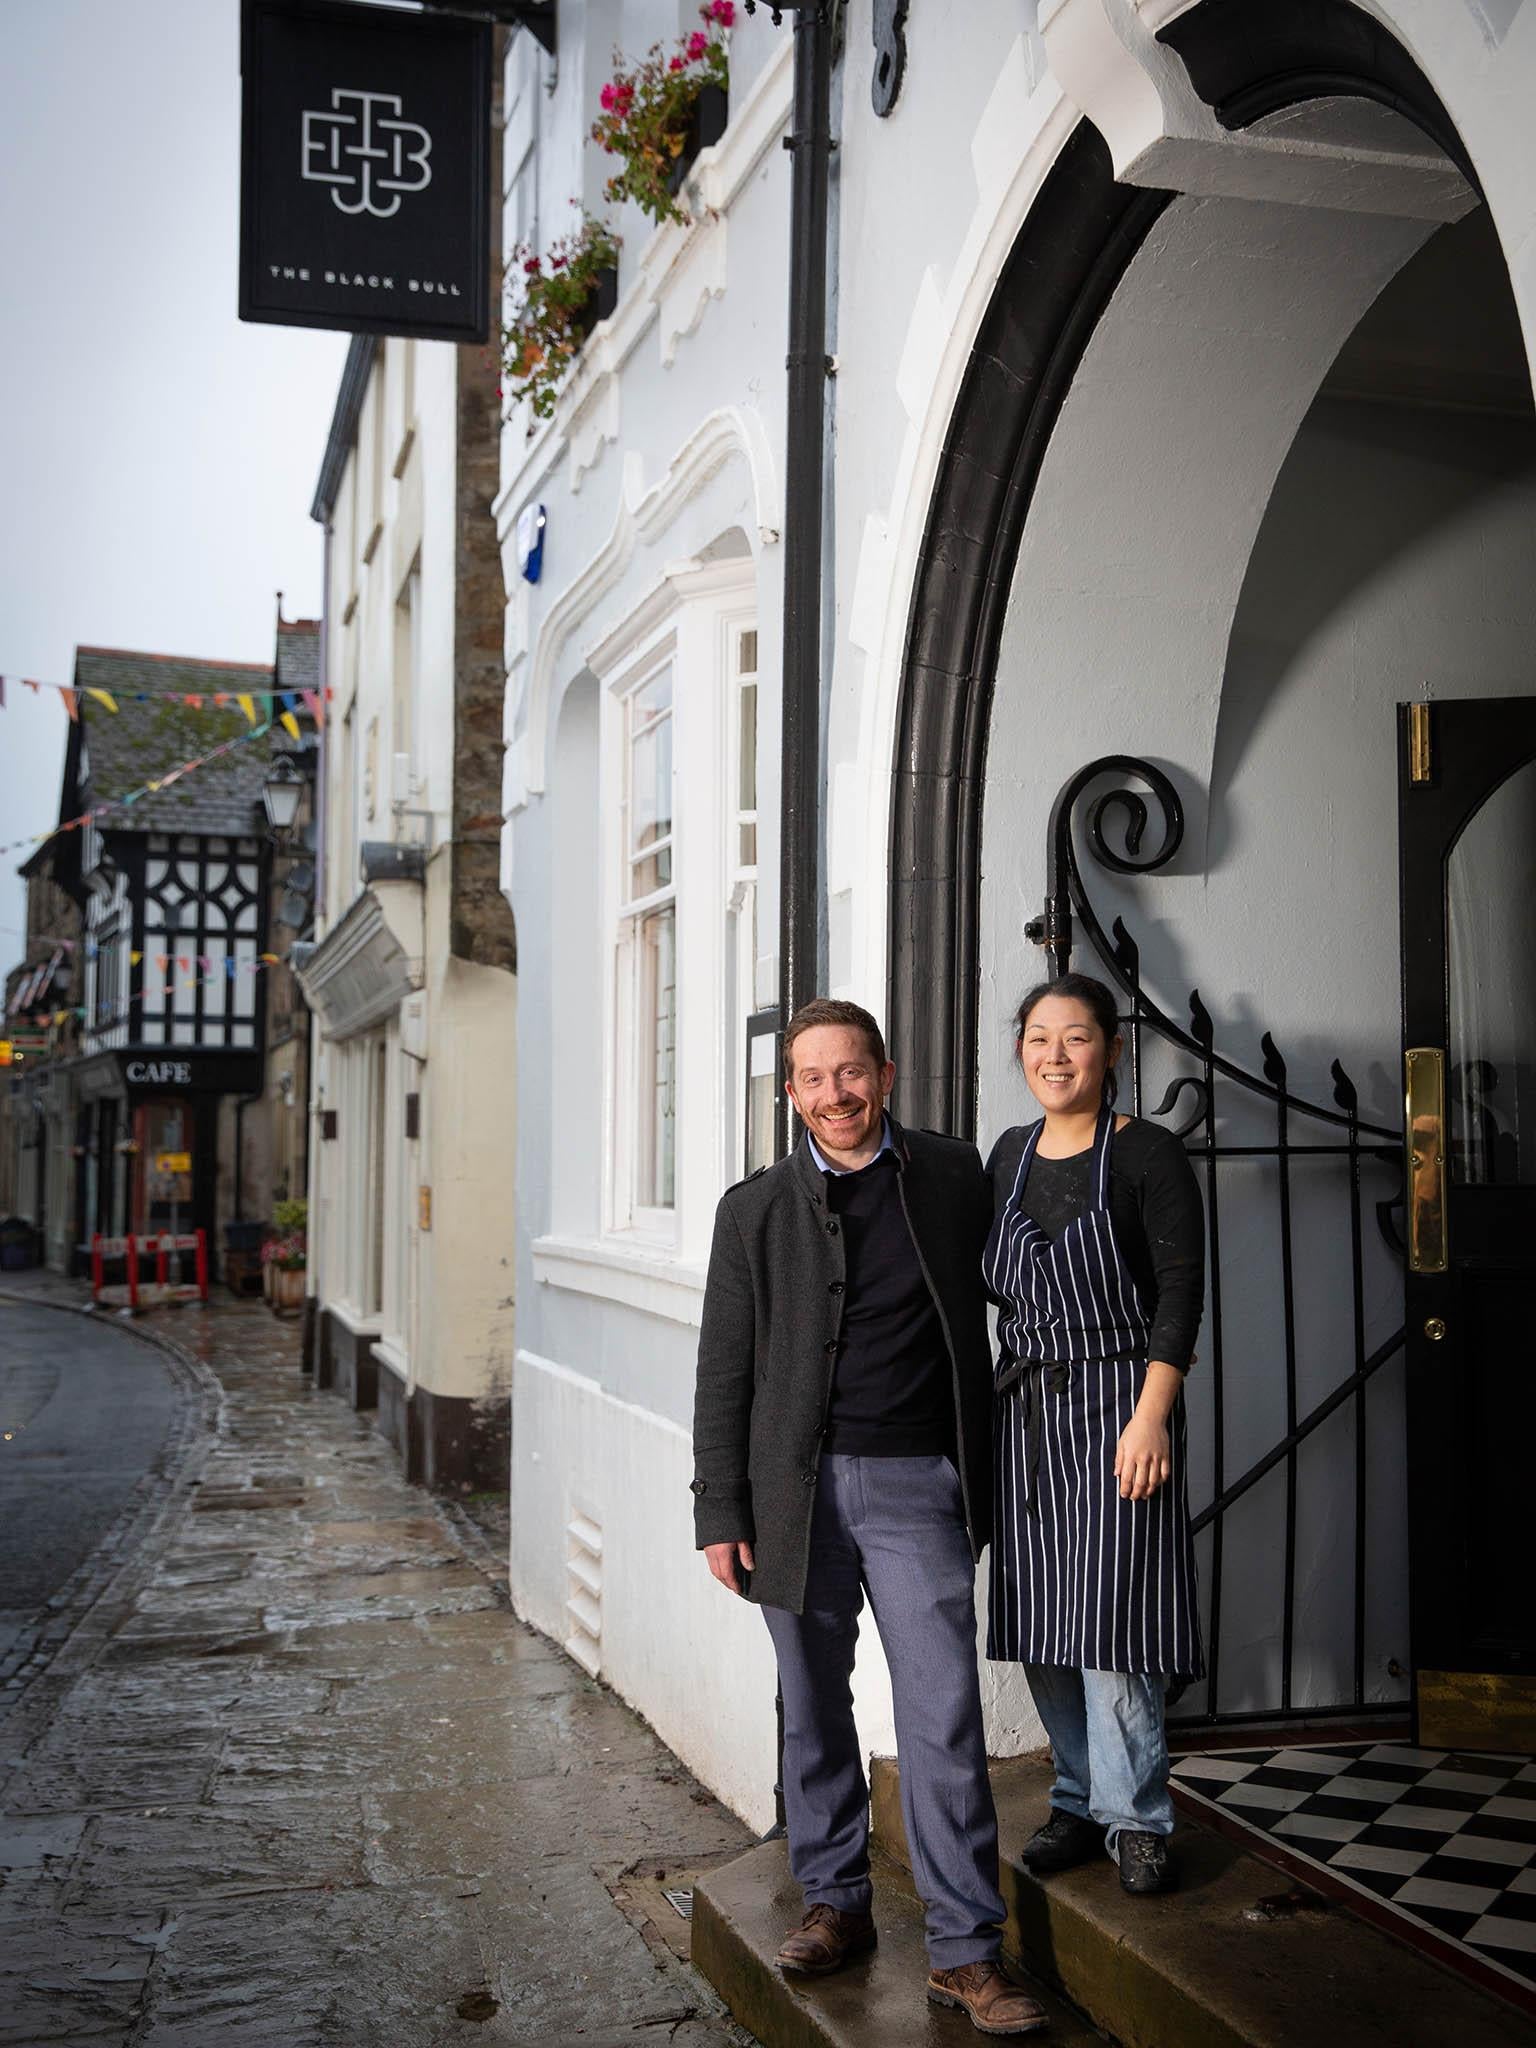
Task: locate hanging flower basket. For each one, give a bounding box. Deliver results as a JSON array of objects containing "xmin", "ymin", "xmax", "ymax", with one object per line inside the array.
[
  {"xmin": 501, "ymin": 211, "xmax": 622, "ymax": 421},
  {"xmin": 666, "ymin": 81, "xmax": 730, "ymax": 201},
  {"xmin": 591, "ymin": 4, "xmax": 733, "ymax": 228}
]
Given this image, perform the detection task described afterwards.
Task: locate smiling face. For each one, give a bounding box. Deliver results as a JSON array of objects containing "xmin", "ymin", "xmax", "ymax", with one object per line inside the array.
[
  {"xmin": 785, "ymin": 1023, "xmax": 896, "ymax": 1165},
  {"xmin": 1018, "ymin": 994, "xmax": 1120, "ymax": 1117}
]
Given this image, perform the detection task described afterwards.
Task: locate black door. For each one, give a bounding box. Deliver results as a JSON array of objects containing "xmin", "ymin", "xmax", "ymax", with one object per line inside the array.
[{"xmin": 1399, "ymin": 696, "xmax": 1536, "ymax": 1751}]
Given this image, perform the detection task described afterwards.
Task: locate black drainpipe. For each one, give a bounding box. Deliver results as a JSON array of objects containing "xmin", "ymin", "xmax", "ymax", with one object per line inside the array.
[{"xmin": 775, "ymin": 0, "xmax": 833, "ymax": 1157}]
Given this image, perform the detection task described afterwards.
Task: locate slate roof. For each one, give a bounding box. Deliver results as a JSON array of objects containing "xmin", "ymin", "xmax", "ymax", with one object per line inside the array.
[{"xmin": 73, "ymin": 647, "xmax": 277, "ymax": 840}]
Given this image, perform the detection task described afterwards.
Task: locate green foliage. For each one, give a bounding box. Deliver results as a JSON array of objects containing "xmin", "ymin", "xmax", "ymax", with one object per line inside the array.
[
  {"xmin": 273, "ymin": 1197, "xmax": 307, "ymax": 1232},
  {"xmin": 500, "ymin": 211, "xmax": 622, "ymax": 421},
  {"xmin": 591, "ymin": 7, "xmax": 731, "ymax": 228}
]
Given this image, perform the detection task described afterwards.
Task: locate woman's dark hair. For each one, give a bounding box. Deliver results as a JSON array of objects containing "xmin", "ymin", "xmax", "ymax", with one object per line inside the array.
[{"xmin": 1013, "ymin": 973, "xmax": 1124, "ymax": 1108}]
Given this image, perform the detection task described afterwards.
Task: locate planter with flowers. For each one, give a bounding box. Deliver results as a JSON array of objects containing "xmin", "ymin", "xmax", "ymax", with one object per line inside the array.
[
  {"xmin": 262, "ymin": 1198, "xmax": 307, "ymax": 1315},
  {"xmin": 591, "ymin": 3, "xmax": 733, "ymax": 228},
  {"xmin": 501, "ymin": 211, "xmax": 622, "ymax": 421}
]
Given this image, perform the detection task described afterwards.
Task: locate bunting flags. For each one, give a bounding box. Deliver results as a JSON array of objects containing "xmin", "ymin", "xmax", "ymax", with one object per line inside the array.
[
  {"xmin": 0, "ymin": 674, "xmax": 331, "ymax": 716},
  {"xmin": 0, "ymin": 720, "xmax": 275, "ymax": 857},
  {"xmin": 7, "ymin": 953, "xmax": 284, "ymax": 1033}
]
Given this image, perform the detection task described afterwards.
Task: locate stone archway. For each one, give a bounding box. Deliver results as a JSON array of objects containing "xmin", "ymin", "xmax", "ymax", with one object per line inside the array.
[{"xmin": 887, "ymin": 0, "xmax": 1487, "ymax": 1136}]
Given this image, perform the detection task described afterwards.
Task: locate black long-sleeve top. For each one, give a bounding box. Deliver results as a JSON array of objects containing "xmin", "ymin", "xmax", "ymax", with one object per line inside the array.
[{"xmin": 984, "ymin": 1116, "xmax": 1205, "ymax": 1371}]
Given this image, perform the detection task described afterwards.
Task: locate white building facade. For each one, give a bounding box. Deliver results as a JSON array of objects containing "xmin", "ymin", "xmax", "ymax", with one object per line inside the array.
[
  {"xmin": 501, "ymin": 0, "xmax": 1536, "ymax": 1826},
  {"xmin": 302, "ymin": 326, "xmax": 519, "ymax": 1493}
]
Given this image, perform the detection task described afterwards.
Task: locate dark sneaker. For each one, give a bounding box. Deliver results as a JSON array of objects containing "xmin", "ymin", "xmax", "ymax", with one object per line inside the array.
[
  {"xmin": 927, "ymin": 1961, "xmax": 1050, "ymax": 2035},
  {"xmin": 775, "ymin": 1902, "xmax": 877, "ymax": 1974},
  {"xmin": 1116, "ymin": 1830, "xmax": 1178, "ymax": 1895},
  {"xmin": 1018, "ymin": 1807, "xmax": 1106, "ymax": 1874}
]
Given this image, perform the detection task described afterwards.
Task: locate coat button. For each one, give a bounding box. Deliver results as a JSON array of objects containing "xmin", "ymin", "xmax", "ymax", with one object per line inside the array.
[
  {"xmin": 826, "ymin": 1220, "xmax": 840, "ymax": 1236},
  {"xmin": 802, "ymin": 1471, "xmax": 817, "ymax": 1486},
  {"xmin": 824, "ymin": 1339, "xmax": 837, "ymax": 1356},
  {"xmin": 828, "ymin": 1280, "xmax": 844, "ymax": 1295},
  {"xmin": 690, "ymin": 1479, "xmax": 707, "ymax": 1496}
]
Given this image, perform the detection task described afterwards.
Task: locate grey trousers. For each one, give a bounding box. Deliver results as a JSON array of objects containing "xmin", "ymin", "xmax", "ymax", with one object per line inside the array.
[{"xmin": 761, "ymin": 1452, "xmax": 1005, "ymax": 1968}]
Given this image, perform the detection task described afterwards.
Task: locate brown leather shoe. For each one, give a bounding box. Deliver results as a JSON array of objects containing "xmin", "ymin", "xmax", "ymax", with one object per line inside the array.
[
  {"xmin": 775, "ymin": 1902, "xmax": 878, "ymax": 1974},
  {"xmin": 927, "ymin": 1960, "xmax": 1049, "ymax": 2036}
]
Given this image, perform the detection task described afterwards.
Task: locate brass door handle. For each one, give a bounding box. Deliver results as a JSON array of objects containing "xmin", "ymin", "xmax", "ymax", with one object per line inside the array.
[
  {"xmin": 1404, "ymin": 1048, "xmax": 1448, "ymax": 1275},
  {"xmin": 1424, "ymin": 1317, "xmax": 1447, "ymax": 1342}
]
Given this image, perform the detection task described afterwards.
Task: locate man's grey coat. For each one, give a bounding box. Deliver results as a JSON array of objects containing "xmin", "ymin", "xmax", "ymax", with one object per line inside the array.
[{"xmin": 691, "ymin": 1118, "xmax": 995, "ymax": 1613}]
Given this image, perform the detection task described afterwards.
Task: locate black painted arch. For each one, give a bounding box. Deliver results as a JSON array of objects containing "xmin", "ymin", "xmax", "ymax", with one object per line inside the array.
[{"xmin": 886, "ymin": 0, "xmax": 1479, "ymax": 1138}]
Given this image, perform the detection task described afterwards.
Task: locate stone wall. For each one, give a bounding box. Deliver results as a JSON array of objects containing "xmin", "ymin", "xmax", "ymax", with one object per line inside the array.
[{"xmin": 451, "ymin": 35, "xmax": 516, "ymax": 978}]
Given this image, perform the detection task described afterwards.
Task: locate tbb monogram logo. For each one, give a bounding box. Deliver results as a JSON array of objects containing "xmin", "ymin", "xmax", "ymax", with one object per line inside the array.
[{"xmin": 301, "ymin": 88, "xmax": 433, "ymax": 219}]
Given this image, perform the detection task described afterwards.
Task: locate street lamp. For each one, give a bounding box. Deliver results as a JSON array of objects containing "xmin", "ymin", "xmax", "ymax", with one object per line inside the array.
[{"xmin": 261, "ymin": 753, "xmax": 305, "ymax": 836}]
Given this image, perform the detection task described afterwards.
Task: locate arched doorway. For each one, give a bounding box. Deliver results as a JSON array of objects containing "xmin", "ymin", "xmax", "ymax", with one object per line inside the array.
[{"xmin": 890, "ymin": 2, "xmax": 1536, "ymax": 1741}]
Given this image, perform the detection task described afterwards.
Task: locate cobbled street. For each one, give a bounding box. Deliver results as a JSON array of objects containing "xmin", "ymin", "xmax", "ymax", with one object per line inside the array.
[{"xmin": 0, "ymin": 1284, "xmax": 755, "ymax": 2048}]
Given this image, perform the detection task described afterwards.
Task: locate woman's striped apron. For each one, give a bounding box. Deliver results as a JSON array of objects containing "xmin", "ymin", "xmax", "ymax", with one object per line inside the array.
[{"xmin": 984, "ymin": 1108, "xmax": 1203, "ymax": 1679}]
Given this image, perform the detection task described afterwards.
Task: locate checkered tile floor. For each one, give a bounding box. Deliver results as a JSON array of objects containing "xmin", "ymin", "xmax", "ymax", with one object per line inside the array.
[{"xmin": 1171, "ymin": 1742, "xmax": 1536, "ymax": 2000}]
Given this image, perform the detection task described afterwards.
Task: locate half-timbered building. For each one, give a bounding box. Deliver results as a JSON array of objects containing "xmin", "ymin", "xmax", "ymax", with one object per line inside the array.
[{"xmin": 54, "ymin": 648, "xmax": 278, "ymax": 1268}]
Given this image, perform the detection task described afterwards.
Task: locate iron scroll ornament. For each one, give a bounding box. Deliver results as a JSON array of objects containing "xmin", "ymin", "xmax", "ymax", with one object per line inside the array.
[{"xmin": 1023, "ymin": 755, "xmax": 1397, "ymax": 1143}]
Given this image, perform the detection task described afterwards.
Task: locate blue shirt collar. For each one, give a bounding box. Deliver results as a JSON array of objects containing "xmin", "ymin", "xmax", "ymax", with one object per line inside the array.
[{"xmin": 806, "ymin": 1113, "xmax": 894, "ymax": 1177}]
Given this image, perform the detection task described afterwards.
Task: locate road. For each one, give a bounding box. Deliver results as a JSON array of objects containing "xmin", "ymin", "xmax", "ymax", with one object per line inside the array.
[{"xmin": 0, "ymin": 1300, "xmax": 180, "ymax": 1661}]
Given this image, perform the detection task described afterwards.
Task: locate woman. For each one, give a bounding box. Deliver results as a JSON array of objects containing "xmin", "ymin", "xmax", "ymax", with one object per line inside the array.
[{"xmin": 985, "ymin": 972, "xmax": 1203, "ymax": 1896}]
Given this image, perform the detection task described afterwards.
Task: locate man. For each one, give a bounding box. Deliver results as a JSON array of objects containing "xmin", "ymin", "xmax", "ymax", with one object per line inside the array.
[{"xmin": 692, "ymin": 999, "xmax": 1046, "ymax": 2036}]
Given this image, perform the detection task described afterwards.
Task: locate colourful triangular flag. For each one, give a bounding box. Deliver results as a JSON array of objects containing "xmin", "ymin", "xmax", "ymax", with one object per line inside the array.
[
  {"xmin": 84, "ymin": 688, "xmax": 118, "ymax": 714},
  {"xmin": 301, "ymin": 690, "xmax": 323, "ymax": 724},
  {"xmin": 60, "ymin": 687, "xmax": 79, "ymax": 722},
  {"xmin": 236, "ymin": 694, "xmax": 258, "ymax": 726}
]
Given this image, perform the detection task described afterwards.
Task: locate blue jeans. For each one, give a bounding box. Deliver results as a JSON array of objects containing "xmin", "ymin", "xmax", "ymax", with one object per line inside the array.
[
  {"xmin": 763, "ymin": 1453, "xmax": 1005, "ymax": 1969},
  {"xmin": 1024, "ymin": 1663, "xmax": 1174, "ymax": 1851}
]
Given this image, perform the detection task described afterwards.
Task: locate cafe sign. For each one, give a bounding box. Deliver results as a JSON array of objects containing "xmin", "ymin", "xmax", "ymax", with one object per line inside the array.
[{"xmin": 240, "ymin": 0, "xmax": 493, "ymax": 344}]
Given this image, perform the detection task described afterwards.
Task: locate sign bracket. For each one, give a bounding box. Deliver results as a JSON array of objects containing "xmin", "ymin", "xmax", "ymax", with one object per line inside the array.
[{"xmin": 414, "ymin": 0, "xmax": 555, "ymax": 56}]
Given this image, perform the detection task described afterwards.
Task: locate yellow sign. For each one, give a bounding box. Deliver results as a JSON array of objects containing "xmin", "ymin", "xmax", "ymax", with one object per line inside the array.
[
  {"xmin": 0, "ymin": 1043, "xmax": 10, "ymax": 1067},
  {"xmin": 156, "ymin": 1151, "xmax": 192, "ymax": 1175}
]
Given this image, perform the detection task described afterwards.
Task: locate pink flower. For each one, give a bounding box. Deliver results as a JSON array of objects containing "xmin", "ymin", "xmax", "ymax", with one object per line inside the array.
[
  {"xmin": 686, "ymin": 30, "xmax": 708, "ymax": 59},
  {"xmin": 600, "ymin": 81, "xmax": 618, "ymax": 110},
  {"xmin": 551, "ymin": 255, "xmax": 567, "ymax": 269},
  {"xmin": 669, "ymin": 54, "xmax": 685, "ymax": 71},
  {"xmin": 709, "ymin": 0, "xmax": 735, "ymax": 23},
  {"xmin": 523, "ymin": 255, "xmax": 541, "ymax": 275}
]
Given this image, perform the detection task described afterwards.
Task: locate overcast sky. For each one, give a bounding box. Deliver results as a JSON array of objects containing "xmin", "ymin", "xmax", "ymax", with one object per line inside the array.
[{"xmin": 0, "ymin": 0, "xmax": 349, "ymax": 982}]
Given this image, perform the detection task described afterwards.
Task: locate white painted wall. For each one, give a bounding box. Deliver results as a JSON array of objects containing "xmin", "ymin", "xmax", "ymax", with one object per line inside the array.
[
  {"xmin": 310, "ymin": 336, "xmax": 516, "ymax": 1414},
  {"xmin": 501, "ymin": 0, "xmax": 1536, "ymax": 1810}
]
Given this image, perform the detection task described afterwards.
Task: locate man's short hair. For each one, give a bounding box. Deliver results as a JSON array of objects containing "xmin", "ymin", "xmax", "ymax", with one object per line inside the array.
[{"xmin": 783, "ymin": 998, "xmax": 888, "ymax": 1079}]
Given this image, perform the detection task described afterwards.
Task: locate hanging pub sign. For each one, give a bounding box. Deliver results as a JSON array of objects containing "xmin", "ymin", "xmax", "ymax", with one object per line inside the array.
[{"xmin": 239, "ymin": 0, "xmax": 492, "ymax": 345}]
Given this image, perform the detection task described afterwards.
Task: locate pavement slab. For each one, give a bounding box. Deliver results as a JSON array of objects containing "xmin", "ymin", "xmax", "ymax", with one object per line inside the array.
[{"xmin": 0, "ymin": 1285, "xmax": 756, "ymax": 2048}]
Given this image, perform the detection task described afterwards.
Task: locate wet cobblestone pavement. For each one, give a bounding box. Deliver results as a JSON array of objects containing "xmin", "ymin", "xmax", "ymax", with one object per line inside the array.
[{"xmin": 0, "ymin": 1284, "xmax": 755, "ymax": 2047}]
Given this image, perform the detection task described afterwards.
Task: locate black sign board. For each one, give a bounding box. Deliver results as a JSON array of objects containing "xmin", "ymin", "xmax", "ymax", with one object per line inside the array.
[{"xmin": 240, "ymin": 0, "xmax": 492, "ymax": 344}]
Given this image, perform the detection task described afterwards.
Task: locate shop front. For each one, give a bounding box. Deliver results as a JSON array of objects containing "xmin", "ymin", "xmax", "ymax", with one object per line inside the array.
[{"xmin": 73, "ymin": 1048, "xmax": 263, "ymax": 1280}]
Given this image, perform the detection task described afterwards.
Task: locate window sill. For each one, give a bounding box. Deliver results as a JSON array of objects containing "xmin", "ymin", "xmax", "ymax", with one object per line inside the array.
[
  {"xmin": 531, "ymin": 1233, "xmax": 706, "ymax": 1328},
  {"xmin": 370, "ymin": 1334, "xmax": 411, "ymax": 1383}
]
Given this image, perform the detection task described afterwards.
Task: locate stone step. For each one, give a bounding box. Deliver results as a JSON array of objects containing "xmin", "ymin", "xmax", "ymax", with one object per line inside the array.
[
  {"xmin": 870, "ymin": 1754, "xmax": 1533, "ymax": 2048},
  {"xmin": 691, "ymin": 1839, "xmax": 1104, "ymax": 2048}
]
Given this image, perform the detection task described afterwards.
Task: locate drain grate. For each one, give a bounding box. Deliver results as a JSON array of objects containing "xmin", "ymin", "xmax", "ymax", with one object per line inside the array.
[{"xmin": 662, "ymin": 1886, "xmax": 694, "ymax": 1920}]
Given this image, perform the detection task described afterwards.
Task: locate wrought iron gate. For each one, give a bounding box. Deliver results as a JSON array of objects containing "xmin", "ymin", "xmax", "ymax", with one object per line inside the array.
[{"xmin": 1025, "ymin": 758, "xmax": 1407, "ymax": 1726}]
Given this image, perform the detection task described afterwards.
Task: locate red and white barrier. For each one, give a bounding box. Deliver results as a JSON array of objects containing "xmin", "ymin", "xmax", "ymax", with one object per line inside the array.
[{"xmin": 91, "ymin": 1230, "xmax": 209, "ymax": 1310}]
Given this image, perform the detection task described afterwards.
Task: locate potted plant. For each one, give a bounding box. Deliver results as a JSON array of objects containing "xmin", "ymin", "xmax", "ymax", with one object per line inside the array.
[
  {"xmin": 501, "ymin": 210, "xmax": 622, "ymax": 421},
  {"xmin": 261, "ymin": 1197, "xmax": 307, "ymax": 1315},
  {"xmin": 591, "ymin": 3, "xmax": 732, "ymax": 228}
]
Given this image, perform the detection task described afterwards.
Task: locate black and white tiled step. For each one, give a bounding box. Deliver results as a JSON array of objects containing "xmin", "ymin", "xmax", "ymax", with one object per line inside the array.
[{"xmin": 1172, "ymin": 1741, "xmax": 1536, "ymax": 2008}]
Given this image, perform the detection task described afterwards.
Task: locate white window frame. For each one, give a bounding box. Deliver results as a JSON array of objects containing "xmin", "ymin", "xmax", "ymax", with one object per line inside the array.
[
  {"xmin": 609, "ymin": 641, "xmax": 679, "ymax": 1241},
  {"xmin": 573, "ymin": 556, "xmax": 758, "ymax": 1282}
]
